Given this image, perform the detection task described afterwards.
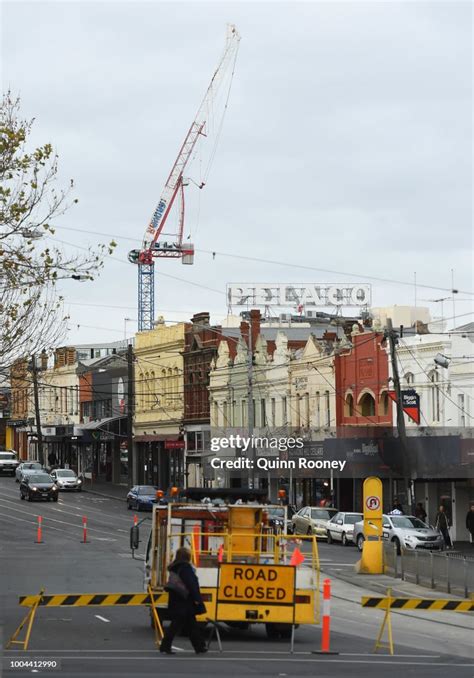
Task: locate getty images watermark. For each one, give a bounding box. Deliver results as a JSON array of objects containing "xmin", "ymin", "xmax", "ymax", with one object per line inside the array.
[{"xmin": 209, "ymin": 435, "xmax": 347, "ymax": 472}]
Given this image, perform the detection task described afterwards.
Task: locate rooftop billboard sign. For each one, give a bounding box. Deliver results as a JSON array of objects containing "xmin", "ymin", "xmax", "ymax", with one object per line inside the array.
[{"xmin": 226, "ymin": 283, "xmax": 371, "ymax": 308}]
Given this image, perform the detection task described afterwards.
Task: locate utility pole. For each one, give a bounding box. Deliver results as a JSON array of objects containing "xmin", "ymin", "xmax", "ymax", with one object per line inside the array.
[
  {"xmin": 247, "ymin": 324, "xmax": 255, "ymax": 489},
  {"xmin": 127, "ymin": 343, "xmax": 135, "ymax": 487},
  {"xmin": 386, "ymin": 319, "xmax": 413, "ymax": 513},
  {"xmin": 31, "ymin": 355, "xmax": 44, "ymax": 467}
]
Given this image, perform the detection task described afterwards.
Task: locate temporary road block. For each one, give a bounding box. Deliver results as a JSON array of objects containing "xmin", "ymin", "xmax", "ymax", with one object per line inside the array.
[
  {"xmin": 361, "ymin": 589, "xmax": 474, "ymax": 655},
  {"xmin": 82, "ymin": 516, "xmax": 88, "ymax": 543},
  {"xmin": 35, "ymin": 516, "xmax": 43, "ymax": 544},
  {"xmin": 312, "ymin": 578, "xmax": 338, "ymax": 655}
]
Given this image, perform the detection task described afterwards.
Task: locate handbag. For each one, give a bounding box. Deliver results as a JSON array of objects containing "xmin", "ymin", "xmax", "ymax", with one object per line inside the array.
[{"xmin": 164, "ymin": 570, "xmax": 189, "ymax": 599}]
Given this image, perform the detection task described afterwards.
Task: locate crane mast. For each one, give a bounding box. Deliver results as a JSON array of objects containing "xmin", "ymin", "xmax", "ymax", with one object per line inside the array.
[{"xmin": 129, "ymin": 25, "xmax": 240, "ymax": 331}]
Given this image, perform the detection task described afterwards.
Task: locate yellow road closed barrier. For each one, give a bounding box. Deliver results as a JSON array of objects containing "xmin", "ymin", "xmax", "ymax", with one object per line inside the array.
[
  {"xmin": 7, "ymin": 587, "xmax": 164, "ymax": 651},
  {"xmin": 361, "ymin": 588, "xmax": 474, "ymax": 656}
]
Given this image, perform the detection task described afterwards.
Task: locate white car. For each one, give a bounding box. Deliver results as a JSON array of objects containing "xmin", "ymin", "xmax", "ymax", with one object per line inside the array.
[
  {"xmin": 354, "ymin": 514, "xmax": 445, "ymax": 554},
  {"xmin": 15, "ymin": 461, "xmax": 44, "ymax": 482},
  {"xmin": 0, "ymin": 450, "xmax": 20, "ymax": 476},
  {"xmin": 50, "ymin": 468, "xmax": 82, "ymax": 491},
  {"xmin": 326, "ymin": 512, "xmax": 363, "ymax": 545}
]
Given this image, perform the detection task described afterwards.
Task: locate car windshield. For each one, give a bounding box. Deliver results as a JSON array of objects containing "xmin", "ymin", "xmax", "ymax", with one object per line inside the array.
[
  {"xmin": 391, "ymin": 516, "xmax": 428, "ymax": 529},
  {"xmin": 137, "ymin": 486, "xmax": 157, "ymax": 495},
  {"xmin": 311, "ymin": 509, "xmax": 337, "ymax": 520},
  {"xmin": 344, "ymin": 514, "xmax": 364, "ymax": 525},
  {"xmin": 267, "ymin": 508, "xmax": 285, "ymax": 518},
  {"xmin": 24, "ymin": 463, "xmax": 42, "ymax": 469},
  {"xmin": 28, "ymin": 474, "xmax": 52, "ymax": 483},
  {"xmin": 0, "ymin": 452, "xmax": 16, "ymax": 460},
  {"xmin": 56, "ymin": 470, "xmax": 76, "ymax": 478}
]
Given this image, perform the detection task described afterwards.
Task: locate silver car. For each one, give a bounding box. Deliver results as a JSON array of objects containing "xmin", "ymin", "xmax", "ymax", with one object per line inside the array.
[
  {"xmin": 50, "ymin": 468, "xmax": 83, "ymax": 491},
  {"xmin": 354, "ymin": 514, "xmax": 444, "ymax": 554},
  {"xmin": 291, "ymin": 506, "xmax": 338, "ymax": 537},
  {"xmin": 15, "ymin": 461, "xmax": 44, "ymax": 482},
  {"xmin": 327, "ymin": 512, "xmax": 363, "ymax": 545}
]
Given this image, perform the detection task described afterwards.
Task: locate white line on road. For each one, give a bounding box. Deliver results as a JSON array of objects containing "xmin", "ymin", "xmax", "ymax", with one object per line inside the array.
[{"xmin": 94, "ymin": 615, "xmax": 110, "ymax": 623}]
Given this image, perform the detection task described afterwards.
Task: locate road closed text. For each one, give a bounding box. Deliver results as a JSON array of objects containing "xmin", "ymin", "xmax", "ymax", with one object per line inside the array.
[{"xmin": 218, "ymin": 565, "xmax": 295, "ymax": 605}]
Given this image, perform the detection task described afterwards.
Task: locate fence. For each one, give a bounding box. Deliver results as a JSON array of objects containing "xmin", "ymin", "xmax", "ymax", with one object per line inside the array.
[{"xmin": 383, "ymin": 544, "xmax": 474, "ymax": 598}]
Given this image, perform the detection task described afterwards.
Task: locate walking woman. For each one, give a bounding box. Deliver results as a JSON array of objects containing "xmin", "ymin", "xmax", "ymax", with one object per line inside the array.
[
  {"xmin": 160, "ymin": 547, "xmax": 207, "ymax": 655},
  {"xmin": 435, "ymin": 505, "xmax": 452, "ymax": 550}
]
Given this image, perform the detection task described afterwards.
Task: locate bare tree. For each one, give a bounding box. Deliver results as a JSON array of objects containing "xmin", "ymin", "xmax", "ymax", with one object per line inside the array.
[{"xmin": 0, "ymin": 91, "xmax": 115, "ymax": 366}]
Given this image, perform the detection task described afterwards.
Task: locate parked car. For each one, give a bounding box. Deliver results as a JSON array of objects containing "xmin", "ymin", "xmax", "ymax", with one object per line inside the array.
[
  {"xmin": 354, "ymin": 514, "xmax": 444, "ymax": 554},
  {"xmin": 291, "ymin": 506, "xmax": 338, "ymax": 537},
  {"xmin": 327, "ymin": 512, "xmax": 363, "ymax": 545},
  {"xmin": 50, "ymin": 468, "xmax": 82, "ymax": 491},
  {"xmin": 0, "ymin": 450, "xmax": 20, "ymax": 476},
  {"xmin": 15, "ymin": 461, "xmax": 45, "ymax": 482},
  {"xmin": 20, "ymin": 472, "xmax": 58, "ymax": 502},
  {"xmin": 265, "ymin": 506, "xmax": 295, "ymax": 533},
  {"xmin": 126, "ymin": 485, "xmax": 159, "ymax": 511}
]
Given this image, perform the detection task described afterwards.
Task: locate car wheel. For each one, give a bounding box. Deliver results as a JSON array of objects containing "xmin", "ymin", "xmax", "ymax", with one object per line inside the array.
[
  {"xmin": 342, "ymin": 533, "xmax": 349, "ymax": 546},
  {"xmin": 327, "ymin": 530, "xmax": 333, "ymax": 544},
  {"xmin": 357, "ymin": 534, "xmax": 365, "ymax": 551},
  {"xmin": 306, "ymin": 526, "xmax": 312, "ymax": 536},
  {"xmin": 392, "ymin": 537, "xmax": 401, "ymax": 556},
  {"xmin": 287, "ymin": 524, "xmax": 293, "ymax": 535}
]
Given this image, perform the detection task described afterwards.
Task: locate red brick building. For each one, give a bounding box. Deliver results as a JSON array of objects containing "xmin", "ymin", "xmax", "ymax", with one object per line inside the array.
[{"xmin": 335, "ymin": 330, "xmax": 392, "ymax": 427}]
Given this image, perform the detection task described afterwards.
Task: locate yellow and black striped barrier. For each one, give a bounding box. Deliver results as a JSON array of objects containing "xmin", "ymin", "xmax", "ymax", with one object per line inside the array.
[
  {"xmin": 361, "ymin": 589, "xmax": 474, "ymax": 656},
  {"xmin": 7, "ymin": 588, "xmax": 165, "ymax": 651},
  {"xmin": 362, "ymin": 596, "xmax": 474, "ymax": 612},
  {"xmin": 19, "ymin": 592, "xmax": 160, "ymax": 608}
]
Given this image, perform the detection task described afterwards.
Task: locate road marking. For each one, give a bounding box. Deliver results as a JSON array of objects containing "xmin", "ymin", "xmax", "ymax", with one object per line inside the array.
[{"xmin": 94, "ymin": 615, "xmax": 110, "ymax": 623}]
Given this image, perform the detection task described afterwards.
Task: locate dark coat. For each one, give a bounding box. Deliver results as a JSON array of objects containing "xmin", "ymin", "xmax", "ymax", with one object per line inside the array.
[
  {"xmin": 435, "ymin": 512, "xmax": 450, "ymax": 532},
  {"xmin": 466, "ymin": 510, "xmax": 474, "ymax": 535},
  {"xmin": 167, "ymin": 559, "xmax": 205, "ymax": 618}
]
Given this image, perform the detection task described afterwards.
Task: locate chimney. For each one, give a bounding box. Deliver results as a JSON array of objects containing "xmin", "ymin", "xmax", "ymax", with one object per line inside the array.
[
  {"xmin": 55, "ymin": 348, "xmax": 66, "ymax": 368},
  {"xmin": 66, "ymin": 347, "xmax": 76, "ymax": 365},
  {"xmin": 240, "ymin": 320, "xmax": 249, "ymax": 346},
  {"xmin": 249, "ymin": 309, "xmax": 261, "ymax": 349},
  {"xmin": 192, "ymin": 312, "xmax": 210, "ymax": 327},
  {"xmin": 40, "ymin": 350, "xmax": 48, "ymax": 371}
]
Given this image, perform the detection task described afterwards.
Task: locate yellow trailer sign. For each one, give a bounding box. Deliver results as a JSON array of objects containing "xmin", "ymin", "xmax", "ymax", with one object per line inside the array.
[{"xmin": 216, "ymin": 564, "xmax": 296, "ymax": 623}]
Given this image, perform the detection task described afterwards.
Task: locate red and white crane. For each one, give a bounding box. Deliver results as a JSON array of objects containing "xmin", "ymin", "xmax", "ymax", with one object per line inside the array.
[{"xmin": 129, "ymin": 25, "xmax": 240, "ymax": 331}]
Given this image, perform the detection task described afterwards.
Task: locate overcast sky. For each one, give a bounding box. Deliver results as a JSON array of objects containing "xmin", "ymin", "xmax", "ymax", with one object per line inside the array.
[{"xmin": 2, "ymin": 1, "xmax": 472, "ymax": 344}]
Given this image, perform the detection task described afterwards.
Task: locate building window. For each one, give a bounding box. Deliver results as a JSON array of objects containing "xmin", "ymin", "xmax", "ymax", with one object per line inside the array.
[
  {"xmin": 359, "ymin": 392, "xmax": 376, "ymax": 417},
  {"xmin": 315, "ymin": 392, "xmax": 321, "ymax": 428},
  {"xmin": 458, "ymin": 394, "xmax": 465, "ymax": 427},
  {"xmin": 223, "ymin": 401, "xmax": 228, "ymax": 426},
  {"xmin": 380, "ymin": 392, "xmax": 389, "ymax": 416},
  {"xmin": 241, "ymin": 399, "xmax": 247, "ymax": 427},
  {"xmin": 345, "ymin": 393, "xmax": 354, "ymax": 417},
  {"xmin": 404, "ymin": 372, "xmax": 414, "ymax": 385},
  {"xmin": 325, "ymin": 391, "xmax": 331, "ymax": 427},
  {"xmin": 428, "ymin": 371, "xmax": 440, "ymax": 422},
  {"xmin": 261, "ymin": 399, "xmax": 266, "ymax": 427},
  {"xmin": 295, "ymin": 396, "xmax": 301, "ymax": 428},
  {"xmin": 282, "ymin": 396, "xmax": 288, "ymax": 426},
  {"xmin": 271, "ymin": 398, "xmax": 276, "ymax": 426}
]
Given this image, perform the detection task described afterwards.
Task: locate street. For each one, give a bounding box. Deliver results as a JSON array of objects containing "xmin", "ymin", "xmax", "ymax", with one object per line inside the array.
[{"xmin": 1, "ymin": 478, "xmax": 473, "ymax": 677}]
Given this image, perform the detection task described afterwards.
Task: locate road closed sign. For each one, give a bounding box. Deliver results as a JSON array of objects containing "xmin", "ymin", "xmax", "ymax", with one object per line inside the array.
[{"xmin": 216, "ymin": 564, "xmax": 296, "ymax": 622}]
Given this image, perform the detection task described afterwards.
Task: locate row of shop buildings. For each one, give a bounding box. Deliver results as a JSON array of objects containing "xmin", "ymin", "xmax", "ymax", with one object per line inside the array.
[{"xmin": 5, "ymin": 308, "xmax": 474, "ymax": 540}]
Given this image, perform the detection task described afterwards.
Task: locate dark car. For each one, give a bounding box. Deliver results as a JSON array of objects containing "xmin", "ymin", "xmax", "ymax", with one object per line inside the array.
[
  {"xmin": 20, "ymin": 473, "xmax": 58, "ymax": 502},
  {"xmin": 265, "ymin": 506, "xmax": 295, "ymax": 533},
  {"xmin": 0, "ymin": 450, "xmax": 20, "ymax": 476},
  {"xmin": 126, "ymin": 485, "xmax": 159, "ymax": 511}
]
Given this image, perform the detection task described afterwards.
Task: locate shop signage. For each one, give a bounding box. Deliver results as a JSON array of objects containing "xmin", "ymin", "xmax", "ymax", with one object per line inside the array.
[
  {"xmin": 165, "ymin": 440, "xmax": 185, "ymax": 449},
  {"xmin": 388, "ymin": 389, "xmax": 420, "ymax": 425},
  {"xmin": 227, "ymin": 283, "xmax": 371, "ymax": 308}
]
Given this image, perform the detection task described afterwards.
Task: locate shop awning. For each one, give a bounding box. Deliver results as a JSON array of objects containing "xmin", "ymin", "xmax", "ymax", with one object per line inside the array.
[
  {"xmin": 78, "ymin": 416, "xmax": 126, "ymax": 431},
  {"xmin": 134, "ymin": 434, "xmax": 179, "ymax": 443}
]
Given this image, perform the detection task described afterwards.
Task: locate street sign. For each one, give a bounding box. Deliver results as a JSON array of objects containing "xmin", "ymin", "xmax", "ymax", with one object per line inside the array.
[
  {"xmin": 217, "ymin": 564, "xmax": 295, "ymax": 605},
  {"xmin": 356, "ymin": 476, "xmax": 383, "ymax": 575}
]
